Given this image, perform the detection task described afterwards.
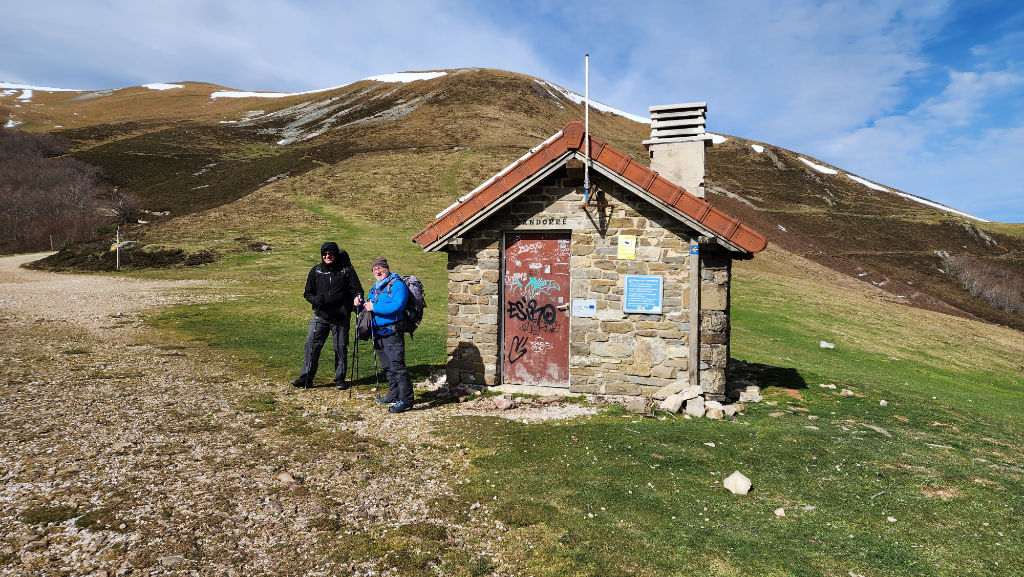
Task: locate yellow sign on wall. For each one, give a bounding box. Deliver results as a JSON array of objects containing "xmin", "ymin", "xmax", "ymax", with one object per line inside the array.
[{"xmin": 617, "ymin": 235, "xmax": 636, "ymax": 259}]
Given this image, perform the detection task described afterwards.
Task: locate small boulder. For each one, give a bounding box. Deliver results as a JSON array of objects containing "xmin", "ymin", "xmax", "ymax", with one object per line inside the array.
[
  {"xmin": 840, "ymin": 389, "xmax": 855, "ymax": 397},
  {"xmin": 493, "ymin": 396, "xmax": 517, "ymax": 410},
  {"xmin": 659, "ymin": 393, "xmax": 684, "ymax": 414},
  {"xmin": 738, "ymin": 387, "xmax": 763, "ymax": 403},
  {"xmin": 652, "ymin": 381, "xmax": 687, "ymax": 401},
  {"xmin": 705, "ymin": 406, "xmax": 724, "ymax": 420},
  {"xmin": 819, "ymin": 341, "xmax": 836, "ymax": 349},
  {"xmin": 159, "ymin": 555, "xmax": 186, "ymax": 568},
  {"xmin": 685, "ymin": 397, "xmax": 705, "ymax": 417},
  {"xmin": 723, "ymin": 471, "xmax": 752, "ymax": 495},
  {"xmin": 626, "ymin": 397, "xmax": 648, "ymax": 414},
  {"xmin": 678, "ymin": 384, "xmax": 703, "ymax": 402},
  {"xmin": 774, "ymin": 507, "xmax": 786, "ymax": 517}
]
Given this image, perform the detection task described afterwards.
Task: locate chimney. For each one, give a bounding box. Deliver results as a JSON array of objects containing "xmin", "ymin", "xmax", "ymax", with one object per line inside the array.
[{"xmin": 643, "ymin": 102, "xmax": 711, "ymax": 198}]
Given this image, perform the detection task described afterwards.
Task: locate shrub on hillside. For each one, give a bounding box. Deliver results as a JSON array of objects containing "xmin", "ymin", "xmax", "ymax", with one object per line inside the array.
[
  {"xmin": 0, "ymin": 129, "xmax": 138, "ymax": 254},
  {"xmin": 940, "ymin": 252, "xmax": 1024, "ymax": 315}
]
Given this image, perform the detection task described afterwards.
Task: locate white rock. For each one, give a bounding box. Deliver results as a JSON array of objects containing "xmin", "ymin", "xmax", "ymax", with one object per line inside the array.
[
  {"xmin": 493, "ymin": 396, "xmax": 516, "ymax": 410},
  {"xmin": 819, "ymin": 383, "xmax": 837, "ymax": 389},
  {"xmin": 160, "ymin": 555, "xmax": 186, "ymax": 567},
  {"xmin": 705, "ymin": 400, "xmax": 724, "ymax": 410},
  {"xmin": 774, "ymin": 507, "xmax": 786, "ymax": 517},
  {"xmin": 626, "ymin": 397, "xmax": 648, "ymax": 414},
  {"xmin": 840, "ymin": 389, "xmax": 855, "ymax": 397},
  {"xmin": 705, "ymin": 407, "xmax": 724, "ymax": 420},
  {"xmin": 685, "ymin": 397, "xmax": 705, "ymax": 417},
  {"xmin": 703, "ymin": 442, "xmax": 716, "ymax": 447},
  {"xmin": 887, "ymin": 516, "xmax": 897, "ymax": 523},
  {"xmin": 879, "ymin": 400, "xmax": 888, "ymax": 407},
  {"xmin": 738, "ymin": 390, "xmax": 763, "ymax": 403},
  {"xmin": 678, "ymin": 384, "xmax": 703, "ymax": 402},
  {"xmin": 819, "ymin": 341, "xmax": 836, "ymax": 349},
  {"xmin": 652, "ymin": 381, "xmax": 687, "ymax": 400},
  {"xmin": 723, "ymin": 471, "xmax": 752, "ymax": 495},
  {"xmin": 659, "ymin": 393, "xmax": 684, "ymax": 413}
]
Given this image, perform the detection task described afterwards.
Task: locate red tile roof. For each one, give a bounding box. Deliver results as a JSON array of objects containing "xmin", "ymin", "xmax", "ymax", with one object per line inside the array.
[{"xmin": 412, "ymin": 121, "xmax": 767, "ymax": 254}]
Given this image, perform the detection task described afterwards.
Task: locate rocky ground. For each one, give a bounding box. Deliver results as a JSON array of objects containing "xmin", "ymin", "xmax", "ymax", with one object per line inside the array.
[{"xmin": 0, "ymin": 254, "xmax": 596, "ymax": 576}]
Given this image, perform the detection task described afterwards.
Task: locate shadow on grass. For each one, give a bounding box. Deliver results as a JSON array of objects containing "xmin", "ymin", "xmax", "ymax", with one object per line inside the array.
[
  {"xmin": 729, "ymin": 358, "xmax": 808, "ymax": 390},
  {"xmin": 311, "ymin": 362, "xmax": 459, "ymax": 410}
]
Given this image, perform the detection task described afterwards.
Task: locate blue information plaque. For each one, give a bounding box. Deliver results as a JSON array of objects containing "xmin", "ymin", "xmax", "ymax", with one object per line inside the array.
[{"xmin": 623, "ymin": 274, "xmax": 664, "ymax": 314}]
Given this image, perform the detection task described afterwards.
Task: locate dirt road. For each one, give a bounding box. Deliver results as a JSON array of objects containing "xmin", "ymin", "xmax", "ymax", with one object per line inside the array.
[{"xmin": 0, "ymin": 254, "xmax": 479, "ymax": 576}]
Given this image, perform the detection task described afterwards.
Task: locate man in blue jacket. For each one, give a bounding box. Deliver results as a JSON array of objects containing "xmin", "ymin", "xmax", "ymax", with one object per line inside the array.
[{"xmin": 355, "ymin": 257, "xmax": 414, "ymax": 413}]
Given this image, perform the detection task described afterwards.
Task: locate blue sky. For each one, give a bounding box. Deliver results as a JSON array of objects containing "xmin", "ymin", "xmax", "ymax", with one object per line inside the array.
[{"xmin": 3, "ymin": 0, "xmax": 1022, "ymax": 222}]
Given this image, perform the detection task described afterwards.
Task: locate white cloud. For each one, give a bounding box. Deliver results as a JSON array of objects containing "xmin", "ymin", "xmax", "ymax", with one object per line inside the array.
[{"xmin": 0, "ymin": 0, "xmax": 552, "ymax": 91}]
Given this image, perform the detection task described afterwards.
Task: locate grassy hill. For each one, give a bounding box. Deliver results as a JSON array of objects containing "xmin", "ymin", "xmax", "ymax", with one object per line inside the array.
[{"xmin": 6, "ymin": 68, "xmax": 1020, "ymax": 330}]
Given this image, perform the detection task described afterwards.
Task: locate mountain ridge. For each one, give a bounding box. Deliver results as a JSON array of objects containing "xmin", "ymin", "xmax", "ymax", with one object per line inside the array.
[{"xmin": 3, "ymin": 68, "xmax": 1021, "ymax": 330}]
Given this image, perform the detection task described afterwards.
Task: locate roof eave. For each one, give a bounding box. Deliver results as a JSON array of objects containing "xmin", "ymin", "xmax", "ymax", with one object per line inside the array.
[{"xmin": 419, "ymin": 149, "xmax": 577, "ymax": 252}]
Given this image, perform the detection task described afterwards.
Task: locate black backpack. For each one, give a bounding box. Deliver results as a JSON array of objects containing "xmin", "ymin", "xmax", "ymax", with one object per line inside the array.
[{"xmin": 385, "ymin": 274, "xmax": 426, "ymax": 337}]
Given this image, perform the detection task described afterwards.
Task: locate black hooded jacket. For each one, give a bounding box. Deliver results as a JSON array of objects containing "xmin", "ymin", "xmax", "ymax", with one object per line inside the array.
[{"xmin": 304, "ymin": 242, "xmax": 363, "ymax": 322}]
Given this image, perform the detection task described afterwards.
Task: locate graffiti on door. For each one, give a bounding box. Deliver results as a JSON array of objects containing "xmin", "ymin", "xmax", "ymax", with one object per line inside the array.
[{"xmin": 502, "ymin": 232, "xmax": 570, "ymax": 387}]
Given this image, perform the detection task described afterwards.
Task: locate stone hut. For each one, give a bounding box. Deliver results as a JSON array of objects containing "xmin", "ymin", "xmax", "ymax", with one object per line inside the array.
[{"xmin": 412, "ymin": 109, "xmax": 766, "ymax": 399}]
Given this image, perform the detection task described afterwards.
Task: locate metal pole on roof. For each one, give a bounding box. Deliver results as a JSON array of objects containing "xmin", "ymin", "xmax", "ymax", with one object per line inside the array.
[{"xmin": 584, "ymin": 54, "xmax": 591, "ymax": 205}]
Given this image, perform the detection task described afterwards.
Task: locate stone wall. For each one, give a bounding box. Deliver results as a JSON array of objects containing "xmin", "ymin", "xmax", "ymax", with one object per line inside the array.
[{"xmin": 444, "ymin": 167, "xmax": 732, "ymax": 397}]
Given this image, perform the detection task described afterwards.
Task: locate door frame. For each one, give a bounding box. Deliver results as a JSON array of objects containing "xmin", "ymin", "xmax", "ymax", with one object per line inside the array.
[{"xmin": 499, "ymin": 230, "xmax": 573, "ymax": 388}]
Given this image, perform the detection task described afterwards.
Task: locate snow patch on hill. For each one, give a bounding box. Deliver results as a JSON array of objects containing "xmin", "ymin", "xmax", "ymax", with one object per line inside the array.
[
  {"xmin": 798, "ymin": 155, "xmax": 989, "ymax": 222},
  {"xmin": 798, "ymin": 157, "xmax": 838, "ymax": 174},
  {"xmin": 211, "ymin": 90, "xmax": 291, "ymax": 100},
  {"xmin": 0, "ymin": 81, "xmax": 83, "ymax": 92},
  {"xmin": 144, "ymin": 83, "xmax": 184, "ymax": 91},
  {"xmin": 535, "ymin": 80, "xmax": 649, "ymax": 124},
  {"xmin": 847, "ymin": 174, "xmax": 888, "ymax": 192},
  {"xmin": 364, "ymin": 72, "xmax": 446, "ymax": 83}
]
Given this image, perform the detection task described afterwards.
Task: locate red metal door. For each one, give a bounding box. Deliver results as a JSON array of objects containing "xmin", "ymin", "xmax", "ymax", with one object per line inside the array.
[{"xmin": 502, "ymin": 232, "xmax": 571, "ymax": 387}]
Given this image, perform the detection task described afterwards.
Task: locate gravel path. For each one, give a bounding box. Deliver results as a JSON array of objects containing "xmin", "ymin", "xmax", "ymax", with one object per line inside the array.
[
  {"xmin": 0, "ymin": 254, "xmax": 478, "ymax": 576},
  {"xmin": 0, "ymin": 254, "xmax": 602, "ymax": 576}
]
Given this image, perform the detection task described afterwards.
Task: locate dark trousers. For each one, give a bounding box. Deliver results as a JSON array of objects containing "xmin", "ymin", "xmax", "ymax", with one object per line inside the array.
[
  {"xmin": 299, "ymin": 315, "xmax": 350, "ymax": 384},
  {"xmin": 374, "ymin": 331, "xmax": 413, "ymax": 404}
]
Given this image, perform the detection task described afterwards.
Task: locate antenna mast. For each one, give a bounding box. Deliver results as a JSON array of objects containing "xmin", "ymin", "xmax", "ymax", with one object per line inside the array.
[{"xmin": 584, "ymin": 54, "xmax": 591, "ymax": 205}]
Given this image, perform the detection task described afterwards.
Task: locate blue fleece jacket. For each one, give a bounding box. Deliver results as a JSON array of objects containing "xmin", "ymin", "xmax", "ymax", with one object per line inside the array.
[{"xmin": 368, "ymin": 273, "xmax": 408, "ymax": 336}]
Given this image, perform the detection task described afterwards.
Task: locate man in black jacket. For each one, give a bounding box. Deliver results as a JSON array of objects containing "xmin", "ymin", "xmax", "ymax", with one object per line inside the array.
[{"xmin": 292, "ymin": 242, "xmax": 363, "ymax": 389}]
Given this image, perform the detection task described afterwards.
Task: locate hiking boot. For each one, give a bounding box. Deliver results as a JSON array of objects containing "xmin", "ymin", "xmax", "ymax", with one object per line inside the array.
[
  {"xmin": 291, "ymin": 378, "xmax": 310, "ymax": 388},
  {"xmin": 375, "ymin": 396, "xmax": 396, "ymax": 405},
  {"xmin": 334, "ymin": 381, "xmax": 350, "ymax": 390},
  {"xmin": 388, "ymin": 400, "xmax": 413, "ymax": 414}
]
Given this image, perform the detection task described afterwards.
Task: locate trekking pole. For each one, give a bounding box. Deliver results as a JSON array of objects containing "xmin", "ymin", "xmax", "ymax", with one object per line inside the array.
[
  {"xmin": 347, "ymin": 318, "xmax": 354, "ymax": 399},
  {"xmin": 351, "ymin": 328, "xmax": 358, "ymax": 393}
]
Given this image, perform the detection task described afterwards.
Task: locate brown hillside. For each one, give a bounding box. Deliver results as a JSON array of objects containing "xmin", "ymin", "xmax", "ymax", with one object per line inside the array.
[{"xmin": 5, "ymin": 68, "xmax": 1021, "ymax": 330}]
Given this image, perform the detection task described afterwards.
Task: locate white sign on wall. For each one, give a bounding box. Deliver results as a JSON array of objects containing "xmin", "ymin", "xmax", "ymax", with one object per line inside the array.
[{"xmin": 572, "ymin": 299, "xmax": 597, "ymax": 318}]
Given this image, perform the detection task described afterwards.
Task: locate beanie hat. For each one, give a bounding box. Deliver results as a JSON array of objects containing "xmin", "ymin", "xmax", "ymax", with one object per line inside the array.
[
  {"xmin": 321, "ymin": 241, "xmax": 340, "ymax": 256},
  {"xmin": 371, "ymin": 257, "xmax": 388, "ymax": 269}
]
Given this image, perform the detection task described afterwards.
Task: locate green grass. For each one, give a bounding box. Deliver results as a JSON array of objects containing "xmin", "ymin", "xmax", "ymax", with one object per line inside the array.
[
  {"xmin": 150, "ymin": 199, "xmax": 449, "ymax": 386},
  {"xmin": 425, "ymin": 266, "xmax": 1024, "ymax": 576}
]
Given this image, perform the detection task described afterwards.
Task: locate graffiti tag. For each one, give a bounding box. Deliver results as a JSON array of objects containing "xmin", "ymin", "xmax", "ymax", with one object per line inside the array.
[
  {"xmin": 506, "ymin": 297, "xmax": 557, "ymax": 327},
  {"xmin": 509, "ymin": 276, "xmax": 561, "ymax": 300},
  {"xmin": 508, "ymin": 335, "xmax": 529, "ymax": 365}
]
